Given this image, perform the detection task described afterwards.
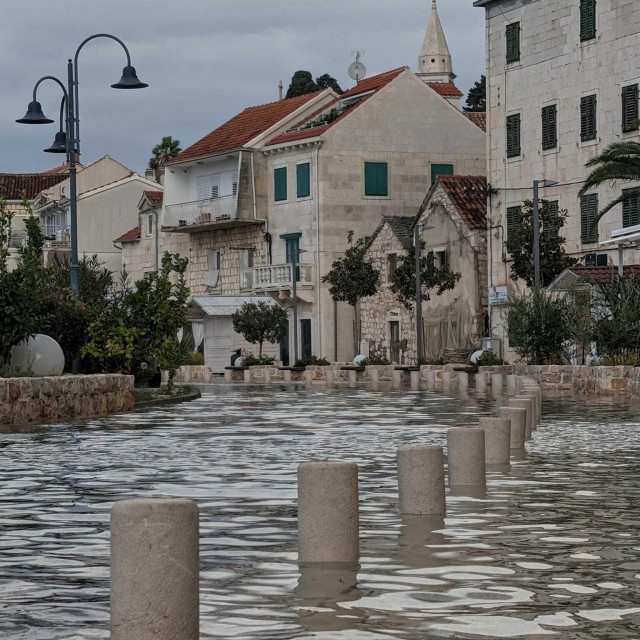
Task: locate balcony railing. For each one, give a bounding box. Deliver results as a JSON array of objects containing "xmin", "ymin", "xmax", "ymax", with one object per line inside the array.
[
  {"xmin": 43, "ymin": 226, "xmax": 71, "ymax": 248},
  {"xmin": 253, "ymin": 263, "xmax": 315, "ymax": 291},
  {"xmin": 163, "ymin": 195, "xmax": 238, "ymax": 231}
]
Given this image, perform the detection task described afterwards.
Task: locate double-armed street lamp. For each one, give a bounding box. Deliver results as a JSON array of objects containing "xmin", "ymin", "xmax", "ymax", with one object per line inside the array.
[{"xmin": 16, "ymin": 34, "xmax": 148, "ymax": 293}]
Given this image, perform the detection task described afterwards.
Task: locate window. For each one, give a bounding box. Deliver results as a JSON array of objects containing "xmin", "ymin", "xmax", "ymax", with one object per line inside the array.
[
  {"xmin": 543, "ymin": 200, "xmax": 559, "ymax": 237},
  {"xmin": 296, "ymin": 163, "xmax": 311, "ymax": 198},
  {"xmin": 196, "ymin": 174, "xmax": 220, "ymax": 200},
  {"xmin": 622, "ymin": 189, "xmax": 640, "ymax": 228},
  {"xmin": 434, "ymin": 250, "xmax": 447, "ymax": 268},
  {"xmin": 283, "ymin": 234, "xmax": 302, "ymax": 282},
  {"xmin": 386, "ymin": 253, "xmax": 398, "ymax": 281},
  {"xmin": 274, "ymin": 167, "xmax": 287, "ymax": 202},
  {"xmin": 240, "ymin": 248, "xmax": 255, "ymax": 289},
  {"xmin": 206, "ymin": 249, "xmax": 221, "ymax": 287},
  {"xmin": 542, "ymin": 104, "xmax": 557, "ymax": 150},
  {"xmin": 585, "ymin": 253, "xmax": 608, "ymax": 267},
  {"xmin": 506, "ymin": 114, "xmax": 521, "ymax": 158},
  {"xmin": 581, "ymin": 95, "xmax": 597, "ymax": 141},
  {"xmin": 506, "ymin": 22, "xmax": 521, "ymax": 63},
  {"xmin": 364, "ymin": 162, "xmax": 389, "ymax": 196},
  {"xmin": 580, "ymin": 194, "xmax": 599, "ymax": 243},
  {"xmin": 146, "ymin": 213, "xmax": 153, "ymax": 237},
  {"xmin": 580, "ymin": 0, "xmax": 597, "ymax": 42},
  {"xmin": 232, "ymin": 171, "xmax": 238, "ymax": 197},
  {"xmin": 622, "ymin": 85, "xmax": 639, "ymax": 133},
  {"xmin": 431, "ymin": 164, "xmax": 454, "ymax": 185},
  {"xmin": 506, "ymin": 205, "xmax": 522, "ymax": 234}
]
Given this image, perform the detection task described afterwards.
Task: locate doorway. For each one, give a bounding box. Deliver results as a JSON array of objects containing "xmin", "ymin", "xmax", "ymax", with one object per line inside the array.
[
  {"xmin": 389, "ymin": 321, "xmax": 400, "ymax": 364},
  {"xmin": 301, "ymin": 319, "xmax": 312, "ymax": 359},
  {"xmin": 280, "ymin": 321, "xmax": 290, "ymax": 366}
]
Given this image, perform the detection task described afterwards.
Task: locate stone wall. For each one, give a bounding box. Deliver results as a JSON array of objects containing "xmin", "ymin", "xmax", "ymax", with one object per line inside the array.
[{"xmin": 0, "ymin": 374, "xmax": 135, "ymax": 427}]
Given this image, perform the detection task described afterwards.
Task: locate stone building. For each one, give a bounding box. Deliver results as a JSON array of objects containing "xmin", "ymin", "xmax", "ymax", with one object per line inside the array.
[
  {"xmin": 361, "ymin": 175, "xmax": 488, "ymax": 364},
  {"xmin": 475, "ymin": 0, "xmax": 640, "ymax": 360}
]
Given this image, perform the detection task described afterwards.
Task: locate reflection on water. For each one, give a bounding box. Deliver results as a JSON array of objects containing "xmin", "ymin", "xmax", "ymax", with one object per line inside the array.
[{"xmin": 1, "ymin": 384, "xmax": 640, "ymax": 639}]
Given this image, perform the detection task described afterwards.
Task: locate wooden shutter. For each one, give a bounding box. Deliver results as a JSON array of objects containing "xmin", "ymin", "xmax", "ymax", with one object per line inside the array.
[
  {"xmin": 506, "ymin": 114, "xmax": 521, "ymax": 157},
  {"xmin": 622, "ymin": 85, "xmax": 639, "ymax": 133},
  {"xmin": 622, "ymin": 189, "xmax": 640, "ymax": 228},
  {"xmin": 580, "ymin": 0, "xmax": 597, "ymax": 42},
  {"xmin": 580, "ymin": 194, "xmax": 598, "ymax": 243},
  {"xmin": 541, "ymin": 105, "xmax": 557, "ymax": 150},
  {"xmin": 431, "ymin": 164, "xmax": 454, "ymax": 185},
  {"xmin": 296, "ymin": 163, "xmax": 311, "ymax": 198},
  {"xmin": 196, "ymin": 175, "xmax": 210, "ymax": 201},
  {"xmin": 580, "ymin": 95, "xmax": 597, "ymax": 141},
  {"xmin": 365, "ymin": 162, "xmax": 388, "ymax": 196},
  {"xmin": 274, "ymin": 167, "xmax": 287, "ymax": 201},
  {"xmin": 506, "ymin": 205, "xmax": 521, "ymax": 233},
  {"xmin": 506, "ymin": 22, "xmax": 521, "ymax": 63}
]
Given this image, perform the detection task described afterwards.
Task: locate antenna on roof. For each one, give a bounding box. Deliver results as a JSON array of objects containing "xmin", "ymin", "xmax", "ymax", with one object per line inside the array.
[
  {"xmin": 348, "ymin": 50, "xmax": 367, "ymax": 84},
  {"xmin": 278, "ymin": 80, "xmax": 283, "ymax": 101}
]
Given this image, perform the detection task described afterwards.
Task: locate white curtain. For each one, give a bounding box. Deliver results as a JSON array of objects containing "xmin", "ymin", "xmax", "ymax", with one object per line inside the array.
[
  {"xmin": 192, "ymin": 321, "xmax": 205, "ymax": 352},
  {"xmin": 177, "ymin": 328, "xmax": 184, "ymax": 343}
]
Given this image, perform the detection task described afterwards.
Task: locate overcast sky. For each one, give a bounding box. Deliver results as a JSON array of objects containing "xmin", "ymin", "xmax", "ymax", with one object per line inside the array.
[{"xmin": 0, "ymin": 0, "xmax": 484, "ymax": 174}]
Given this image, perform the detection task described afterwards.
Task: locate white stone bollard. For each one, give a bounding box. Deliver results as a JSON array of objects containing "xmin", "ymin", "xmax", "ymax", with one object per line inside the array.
[
  {"xmin": 397, "ymin": 446, "xmax": 446, "ymax": 516},
  {"xmin": 224, "ymin": 369, "xmax": 232, "ymax": 383},
  {"xmin": 475, "ymin": 371, "xmax": 487, "ymax": 393},
  {"xmin": 498, "ymin": 406, "xmax": 527, "ymax": 450},
  {"xmin": 298, "ymin": 462, "xmax": 359, "ymax": 565},
  {"xmin": 425, "ymin": 370, "xmax": 436, "ymax": 390},
  {"xmin": 457, "ymin": 372, "xmax": 469, "ymax": 391},
  {"xmin": 491, "ymin": 373, "xmax": 504, "ymax": 396},
  {"xmin": 244, "ymin": 368, "xmax": 251, "ymax": 383},
  {"xmin": 508, "ymin": 397, "xmax": 534, "ymax": 439},
  {"xmin": 283, "ymin": 369, "xmax": 292, "ymax": 384},
  {"xmin": 506, "ymin": 375, "xmax": 518, "ymax": 396},
  {"xmin": 264, "ymin": 368, "xmax": 272, "ymax": 384},
  {"xmin": 111, "ymin": 499, "xmax": 199, "ymax": 640},
  {"xmin": 410, "ymin": 370, "xmax": 420, "ymax": 390},
  {"xmin": 392, "ymin": 369, "xmax": 403, "ymax": 388},
  {"xmin": 478, "ymin": 417, "xmax": 511, "ymax": 468},
  {"xmin": 305, "ymin": 369, "xmax": 313, "ymax": 387},
  {"xmin": 348, "ymin": 369, "xmax": 357, "ymax": 388},
  {"xmin": 522, "ymin": 392, "xmax": 541, "ymax": 427},
  {"xmin": 326, "ymin": 368, "xmax": 335, "ymax": 387},
  {"xmin": 447, "ymin": 427, "xmax": 486, "ymax": 488},
  {"xmin": 441, "ymin": 370, "xmax": 452, "ymax": 391}
]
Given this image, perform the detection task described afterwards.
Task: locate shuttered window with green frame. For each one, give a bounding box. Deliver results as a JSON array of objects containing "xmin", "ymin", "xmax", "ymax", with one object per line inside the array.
[
  {"xmin": 506, "ymin": 205, "xmax": 522, "ymax": 235},
  {"xmin": 541, "ymin": 104, "xmax": 557, "ymax": 150},
  {"xmin": 622, "ymin": 84, "xmax": 639, "ymax": 133},
  {"xmin": 580, "ymin": 95, "xmax": 597, "ymax": 141},
  {"xmin": 506, "ymin": 114, "xmax": 521, "ymax": 158},
  {"xmin": 506, "ymin": 22, "xmax": 521, "ymax": 63},
  {"xmin": 622, "ymin": 189, "xmax": 640, "ymax": 228},
  {"xmin": 430, "ymin": 163, "xmax": 454, "ymax": 185},
  {"xmin": 364, "ymin": 162, "xmax": 389, "ymax": 196},
  {"xmin": 543, "ymin": 200, "xmax": 560, "ymax": 237},
  {"xmin": 296, "ymin": 163, "xmax": 311, "ymax": 198},
  {"xmin": 580, "ymin": 193, "xmax": 599, "ymax": 243},
  {"xmin": 274, "ymin": 167, "xmax": 287, "ymax": 202},
  {"xmin": 580, "ymin": 0, "xmax": 597, "ymax": 42}
]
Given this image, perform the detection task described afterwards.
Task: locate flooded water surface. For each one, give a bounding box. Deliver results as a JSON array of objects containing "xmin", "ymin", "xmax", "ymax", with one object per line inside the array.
[{"xmin": 1, "ymin": 385, "xmax": 640, "ymax": 639}]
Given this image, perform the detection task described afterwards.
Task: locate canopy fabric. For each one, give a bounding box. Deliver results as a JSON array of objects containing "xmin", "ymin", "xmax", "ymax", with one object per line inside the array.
[{"xmin": 191, "ymin": 296, "xmax": 277, "ymax": 317}]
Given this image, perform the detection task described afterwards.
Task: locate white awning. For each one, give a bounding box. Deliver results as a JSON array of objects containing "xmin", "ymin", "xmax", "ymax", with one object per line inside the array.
[
  {"xmin": 190, "ymin": 296, "xmax": 277, "ymax": 317},
  {"xmin": 600, "ymin": 223, "xmax": 640, "ymax": 247}
]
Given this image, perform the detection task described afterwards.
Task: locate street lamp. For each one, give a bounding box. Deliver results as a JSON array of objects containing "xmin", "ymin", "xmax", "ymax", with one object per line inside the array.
[
  {"xmin": 532, "ymin": 179, "xmax": 559, "ymax": 288},
  {"xmin": 16, "ymin": 34, "xmax": 148, "ymax": 294},
  {"xmin": 414, "ymin": 221, "xmax": 434, "ymax": 364}
]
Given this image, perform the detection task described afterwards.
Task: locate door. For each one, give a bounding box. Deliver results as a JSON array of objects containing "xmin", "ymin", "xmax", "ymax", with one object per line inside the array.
[
  {"xmin": 280, "ymin": 320, "xmax": 290, "ymax": 367},
  {"xmin": 301, "ymin": 319, "xmax": 312, "ymax": 359},
  {"xmin": 286, "ymin": 237, "xmax": 301, "ymax": 282},
  {"xmin": 389, "ymin": 321, "xmax": 400, "ymax": 364},
  {"xmin": 206, "ymin": 317, "xmax": 233, "ymax": 373}
]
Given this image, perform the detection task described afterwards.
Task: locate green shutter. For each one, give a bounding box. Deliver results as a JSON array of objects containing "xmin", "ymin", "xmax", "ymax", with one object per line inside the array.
[
  {"xmin": 622, "ymin": 85, "xmax": 639, "ymax": 133},
  {"xmin": 542, "ymin": 104, "xmax": 557, "ymax": 150},
  {"xmin": 543, "ymin": 200, "xmax": 560, "ymax": 237},
  {"xmin": 296, "ymin": 163, "xmax": 311, "ymax": 198},
  {"xmin": 580, "ymin": 95, "xmax": 597, "ymax": 141},
  {"xmin": 506, "ymin": 205, "xmax": 522, "ymax": 234},
  {"xmin": 506, "ymin": 22, "xmax": 521, "ymax": 63},
  {"xmin": 506, "ymin": 114, "xmax": 521, "ymax": 158},
  {"xmin": 365, "ymin": 162, "xmax": 388, "ymax": 196},
  {"xmin": 580, "ymin": 0, "xmax": 597, "ymax": 42},
  {"xmin": 580, "ymin": 194, "xmax": 598, "ymax": 243},
  {"xmin": 274, "ymin": 167, "xmax": 287, "ymax": 201},
  {"xmin": 431, "ymin": 164, "xmax": 454, "ymax": 185},
  {"xmin": 622, "ymin": 189, "xmax": 640, "ymax": 228}
]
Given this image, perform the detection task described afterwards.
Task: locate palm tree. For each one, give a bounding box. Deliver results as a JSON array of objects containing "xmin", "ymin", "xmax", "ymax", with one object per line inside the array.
[
  {"xmin": 579, "ymin": 141, "xmax": 640, "ymax": 223},
  {"xmin": 149, "ymin": 136, "xmax": 182, "ymax": 181}
]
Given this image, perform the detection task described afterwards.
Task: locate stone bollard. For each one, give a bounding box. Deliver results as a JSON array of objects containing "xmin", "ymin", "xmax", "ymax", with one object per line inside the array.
[
  {"xmin": 447, "ymin": 427, "xmax": 486, "ymax": 489},
  {"xmin": 244, "ymin": 368, "xmax": 251, "ymax": 383},
  {"xmin": 506, "ymin": 375, "xmax": 518, "ymax": 396},
  {"xmin": 111, "ymin": 499, "xmax": 199, "ymax": 640},
  {"xmin": 508, "ymin": 397, "xmax": 533, "ymax": 439},
  {"xmin": 224, "ymin": 369, "xmax": 232, "ymax": 383},
  {"xmin": 457, "ymin": 372, "xmax": 469, "ymax": 391},
  {"xmin": 498, "ymin": 406, "xmax": 527, "ymax": 450},
  {"xmin": 491, "ymin": 373, "xmax": 503, "ymax": 396},
  {"xmin": 392, "ymin": 369, "xmax": 403, "ymax": 388},
  {"xmin": 425, "ymin": 371, "xmax": 436, "ymax": 391},
  {"xmin": 441, "ymin": 370, "xmax": 452, "ymax": 391},
  {"xmin": 475, "ymin": 372, "xmax": 487, "ymax": 394},
  {"xmin": 305, "ymin": 369, "xmax": 313, "ymax": 387},
  {"xmin": 478, "ymin": 417, "xmax": 511, "ymax": 468},
  {"xmin": 298, "ymin": 462, "xmax": 359, "ymax": 565},
  {"xmin": 283, "ymin": 369, "xmax": 292, "ymax": 384},
  {"xmin": 524, "ymin": 388, "xmax": 542, "ymax": 424},
  {"xmin": 264, "ymin": 368, "xmax": 272, "ymax": 384},
  {"xmin": 369, "ymin": 368, "xmax": 379, "ymax": 385},
  {"xmin": 397, "ymin": 446, "xmax": 446, "ymax": 516},
  {"xmin": 348, "ymin": 369, "xmax": 357, "ymax": 388},
  {"xmin": 522, "ymin": 392, "xmax": 540, "ymax": 427},
  {"xmin": 326, "ymin": 368, "xmax": 335, "ymax": 387},
  {"xmin": 410, "ymin": 370, "xmax": 420, "ymax": 390}
]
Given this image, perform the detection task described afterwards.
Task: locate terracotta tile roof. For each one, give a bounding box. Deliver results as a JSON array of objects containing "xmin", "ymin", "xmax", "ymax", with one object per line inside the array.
[
  {"xmin": 41, "ymin": 164, "xmax": 71, "ymax": 174},
  {"xmin": 143, "ymin": 190, "xmax": 163, "ymax": 205},
  {"xmin": 426, "ymin": 82, "xmax": 463, "ymax": 98},
  {"xmin": 464, "ymin": 111, "xmax": 486, "ymax": 132},
  {"xmin": 567, "ymin": 265, "xmax": 640, "ymax": 284},
  {"xmin": 169, "ymin": 91, "xmax": 327, "ymax": 164},
  {"xmin": 267, "ymin": 67, "xmax": 408, "ymax": 146},
  {"xmin": 114, "ymin": 226, "xmax": 140, "ymax": 244},
  {"xmin": 438, "ymin": 175, "xmax": 487, "ymax": 230},
  {"xmin": 0, "ymin": 173, "xmax": 68, "ymax": 200}
]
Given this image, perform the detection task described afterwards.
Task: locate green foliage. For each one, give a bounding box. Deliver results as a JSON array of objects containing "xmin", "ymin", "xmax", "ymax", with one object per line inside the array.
[
  {"xmin": 505, "ymin": 200, "xmax": 577, "ymax": 287},
  {"xmin": 475, "ymin": 350, "xmax": 505, "ymax": 366},
  {"xmin": 597, "ymin": 352, "xmax": 640, "ymax": 366},
  {"xmin": 286, "ymin": 70, "xmax": 343, "ymax": 99},
  {"xmin": 187, "ymin": 351, "xmax": 205, "ymax": 366},
  {"xmin": 158, "ymin": 335, "xmax": 192, "ymax": 392},
  {"xmin": 507, "ymin": 288, "xmax": 578, "ymax": 364},
  {"xmin": 390, "ymin": 243, "xmax": 460, "ymax": 311},
  {"xmin": 231, "ymin": 301, "xmax": 287, "ymax": 357},
  {"xmin": 244, "ymin": 355, "xmax": 275, "ymax": 367},
  {"xmin": 418, "ymin": 357, "xmax": 445, "ymax": 366},
  {"xmin": 316, "ymin": 73, "xmax": 343, "ymax": 94},
  {"xmin": 360, "ymin": 357, "xmax": 391, "ymax": 366},
  {"xmin": 463, "ymin": 75, "xmax": 486, "ymax": 112},
  {"xmin": 149, "ymin": 136, "xmax": 182, "ymax": 180},
  {"xmin": 294, "ymin": 355, "xmax": 330, "ymax": 367}
]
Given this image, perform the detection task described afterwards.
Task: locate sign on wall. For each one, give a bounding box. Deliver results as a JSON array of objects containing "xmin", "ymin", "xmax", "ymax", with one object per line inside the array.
[{"xmin": 488, "ymin": 286, "xmax": 509, "ymax": 306}]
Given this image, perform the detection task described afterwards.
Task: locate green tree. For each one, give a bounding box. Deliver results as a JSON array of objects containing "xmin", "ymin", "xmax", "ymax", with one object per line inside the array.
[
  {"xmin": 231, "ymin": 301, "xmax": 288, "ymax": 358},
  {"xmin": 322, "ymin": 231, "xmax": 380, "ymax": 352},
  {"xmin": 286, "ymin": 71, "xmax": 319, "ymax": 99},
  {"xmin": 505, "ymin": 200, "xmax": 577, "ymax": 288},
  {"xmin": 315, "ymin": 73, "xmax": 343, "ymax": 95},
  {"xmin": 149, "ymin": 136, "xmax": 182, "ymax": 181},
  {"xmin": 463, "ymin": 75, "xmax": 486, "ymax": 112}
]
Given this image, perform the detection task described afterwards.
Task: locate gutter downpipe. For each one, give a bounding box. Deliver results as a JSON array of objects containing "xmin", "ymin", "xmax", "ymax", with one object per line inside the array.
[
  {"xmin": 154, "ymin": 207, "xmax": 159, "ymax": 271},
  {"xmin": 315, "ymin": 142, "xmax": 322, "ymax": 358}
]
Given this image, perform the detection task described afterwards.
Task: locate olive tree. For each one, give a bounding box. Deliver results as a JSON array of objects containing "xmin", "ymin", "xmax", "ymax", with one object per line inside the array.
[{"xmin": 231, "ymin": 301, "xmax": 288, "ymax": 358}]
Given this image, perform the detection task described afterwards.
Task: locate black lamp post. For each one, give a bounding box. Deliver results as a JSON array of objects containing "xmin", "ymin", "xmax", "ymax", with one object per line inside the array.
[{"xmin": 16, "ymin": 34, "xmax": 148, "ymax": 295}]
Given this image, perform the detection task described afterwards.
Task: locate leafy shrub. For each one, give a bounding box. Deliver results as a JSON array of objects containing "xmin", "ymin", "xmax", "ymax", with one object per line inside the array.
[
  {"xmin": 295, "ymin": 355, "xmax": 330, "ymax": 367},
  {"xmin": 187, "ymin": 351, "xmax": 205, "ymax": 366},
  {"xmin": 244, "ymin": 355, "xmax": 275, "ymax": 367},
  {"xmin": 418, "ymin": 357, "xmax": 445, "ymax": 365},
  {"xmin": 475, "ymin": 350, "xmax": 505, "ymax": 367},
  {"xmin": 360, "ymin": 357, "xmax": 391, "ymax": 366},
  {"xmin": 596, "ymin": 353, "xmax": 640, "ymax": 366},
  {"xmin": 231, "ymin": 302, "xmax": 287, "ymax": 358}
]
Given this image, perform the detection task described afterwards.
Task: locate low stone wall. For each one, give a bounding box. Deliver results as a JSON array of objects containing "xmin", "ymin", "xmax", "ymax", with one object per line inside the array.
[
  {"xmin": 0, "ymin": 374, "xmax": 135, "ymax": 427},
  {"xmin": 165, "ymin": 366, "xmax": 215, "ymax": 384}
]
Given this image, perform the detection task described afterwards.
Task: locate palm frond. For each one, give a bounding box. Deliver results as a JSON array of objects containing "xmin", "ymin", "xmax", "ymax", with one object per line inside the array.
[
  {"xmin": 579, "ymin": 163, "xmax": 640, "ymax": 196},
  {"xmin": 589, "ymin": 193, "xmax": 629, "ymax": 233}
]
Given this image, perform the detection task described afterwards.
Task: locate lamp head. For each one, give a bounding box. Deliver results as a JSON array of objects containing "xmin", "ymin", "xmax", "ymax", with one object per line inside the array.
[
  {"xmin": 43, "ymin": 130, "xmax": 67, "ymax": 154},
  {"xmin": 111, "ymin": 65, "xmax": 149, "ymax": 89},
  {"xmin": 16, "ymin": 100, "xmax": 54, "ymax": 124},
  {"xmin": 542, "ymin": 179, "xmax": 559, "ymax": 188}
]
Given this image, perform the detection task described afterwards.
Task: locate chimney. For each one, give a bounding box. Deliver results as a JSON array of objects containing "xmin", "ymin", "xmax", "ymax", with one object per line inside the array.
[
  {"xmin": 157, "ymin": 166, "xmax": 165, "ymax": 186},
  {"xmin": 145, "ymin": 168, "xmax": 155, "ymax": 182},
  {"xmin": 278, "ymin": 80, "xmax": 283, "ymax": 101}
]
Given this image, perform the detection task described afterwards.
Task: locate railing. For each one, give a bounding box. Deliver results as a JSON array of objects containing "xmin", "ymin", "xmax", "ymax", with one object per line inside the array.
[
  {"xmin": 164, "ymin": 195, "xmax": 237, "ymax": 229},
  {"xmin": 253, "ymin": 263, "xmax": 315, "ymax": 291},
  {"xmin": 43, "ymin": 226, "xmax": 71, "ymax": 248}
]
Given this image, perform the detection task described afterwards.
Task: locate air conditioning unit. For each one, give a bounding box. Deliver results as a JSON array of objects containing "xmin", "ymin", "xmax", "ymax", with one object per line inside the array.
[{"xmin": 482, "ymin": 337, "xmax": 502, "ymax": 359}]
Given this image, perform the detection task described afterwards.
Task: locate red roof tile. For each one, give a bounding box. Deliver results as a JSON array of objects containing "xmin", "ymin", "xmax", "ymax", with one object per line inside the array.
[
  {"xmin": 267, "ymin": 68, "xmax": 408, "ymax": 146},
  {"xmin": 0, "ymin": 173, "xmax": 68, "ymax": 200},
  {"xmin": 169, "ymin": 91, "xmax": 327, "ymax": 164},
  {"xmin": 41, "ymin": 164, "xmax": 71, "ymax": 175},
  {"xmin": 438, "ymin": 175, "xmax": 487, "ymax": 230},
  {"xmin": 464, "ymin": 111, "xmax": 486, "ymax": 132},
  {"xmin": 426, "ymin": 82, "xmax": 463, "ymax": 98},
  {"xmin": 143, "ymin": 190, "xmax": 163, "ymax": 205},
  {"xmin": 114, "ymin": 226, "xmax": 140, "ymax": 244},
  {"xmin": 567, "ymin": 265, "xmax": 640, "ymax": 284}
]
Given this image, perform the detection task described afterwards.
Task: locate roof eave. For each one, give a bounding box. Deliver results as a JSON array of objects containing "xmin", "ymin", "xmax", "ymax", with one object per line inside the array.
[{"xmin": 167, "ymin": 147, "xmax": 247, "ymax": 169}]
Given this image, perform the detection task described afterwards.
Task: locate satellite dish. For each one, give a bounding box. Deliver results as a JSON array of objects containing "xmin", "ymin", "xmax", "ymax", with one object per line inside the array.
[{"xmin": 348, "ymin": 61, "xmax": 367, "ymax": 82}]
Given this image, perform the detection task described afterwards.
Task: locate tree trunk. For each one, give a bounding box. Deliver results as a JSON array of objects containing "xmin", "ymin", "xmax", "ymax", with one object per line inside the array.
[
  {"xmin": 259, "ymin": 340, "xmax": 263, "ymax": 358},
  {"xmin": 353, "ymin": 303, "xmax": 361, "ymax": 356}
]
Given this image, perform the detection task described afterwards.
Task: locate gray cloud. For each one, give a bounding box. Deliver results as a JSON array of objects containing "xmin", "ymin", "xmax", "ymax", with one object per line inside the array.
[{"xmin": 0, "ymin": 0, "xmax": 484, "ymax": 174}]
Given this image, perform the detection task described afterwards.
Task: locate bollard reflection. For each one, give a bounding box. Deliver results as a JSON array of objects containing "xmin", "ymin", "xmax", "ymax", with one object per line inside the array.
[
  {"xmin": 397, "ymin": 515, "xmax": 446, "ymax": 568},
  {"xmin": 449, "ymin": 485, "xmax": 487, "ymax": 499}
]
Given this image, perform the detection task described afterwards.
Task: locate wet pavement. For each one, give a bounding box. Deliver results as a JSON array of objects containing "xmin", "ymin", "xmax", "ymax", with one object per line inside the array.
[{"xmin": 1, "ymin": 384, "xmax": 639, "ymax": 639}]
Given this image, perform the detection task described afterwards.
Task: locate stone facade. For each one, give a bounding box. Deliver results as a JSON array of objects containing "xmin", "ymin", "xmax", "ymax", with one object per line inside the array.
[
  {"xmin": 477, "ymin": 0, "xmax": 640, "ymax": 360},
  {"xmin": 0, "ymin": 374, "xmax": 135, "ymax": 427}
]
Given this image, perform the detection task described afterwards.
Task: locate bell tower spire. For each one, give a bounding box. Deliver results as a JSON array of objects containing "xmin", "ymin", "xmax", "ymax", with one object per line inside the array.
[{"xmin": 417, "ymin": 0, "xmax": 455, "ymax": 84}]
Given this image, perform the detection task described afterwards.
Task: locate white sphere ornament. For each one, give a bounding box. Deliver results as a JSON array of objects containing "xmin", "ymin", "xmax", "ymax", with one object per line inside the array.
[
  {"xmin": 353, "ymin": 354, "xmax": 367, "ymax": 366},
  {"xmin": 234, "ymin": 356, "xmax": 245, "ymax": 367},
  {"xmin": 10, "ymin": 334, "xmax": 65, "ymax": 377},
  {"xmin": 470, "ymin": 349, "xmax": 484, "ymax": 365}
]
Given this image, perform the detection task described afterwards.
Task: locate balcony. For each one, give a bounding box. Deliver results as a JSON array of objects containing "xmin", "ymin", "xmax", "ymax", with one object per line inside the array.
[
  {"xmin": 253, "ymin": 263, "xmax": 315, "ymax": 302},
  {"xmin": 43, "ymin": 226, "xmax": 71, "ymax": 248},
  {"xmin": 163, "ymin": 195, "xmax": 256, "ymax": 233}
]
